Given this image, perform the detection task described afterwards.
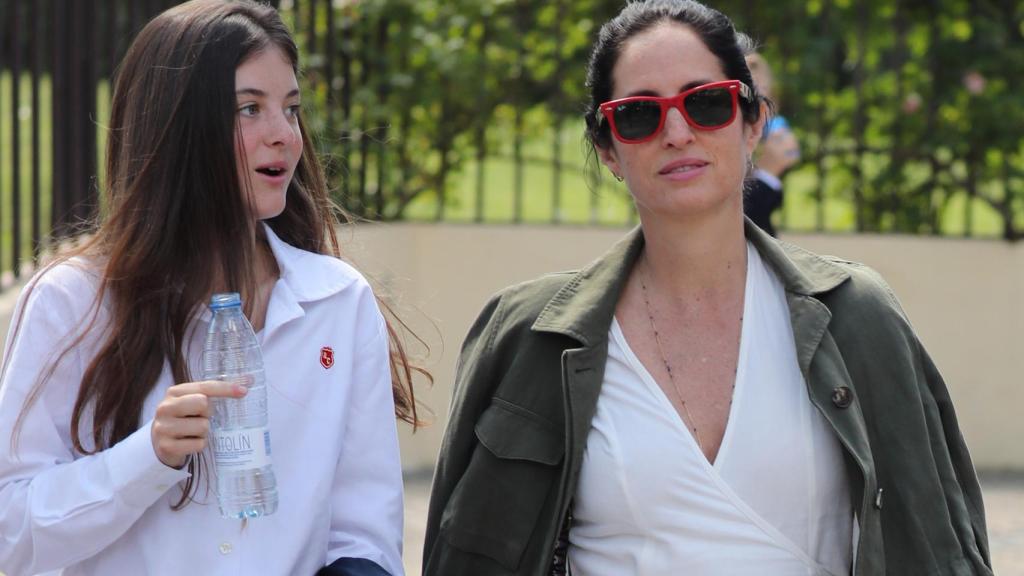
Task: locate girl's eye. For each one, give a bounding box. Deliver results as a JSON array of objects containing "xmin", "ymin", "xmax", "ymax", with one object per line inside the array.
[
  {"xmin": 239, "ymin": 104, "xmax": 259, "ymax": 117},
  {"xmin": 286, "ymin": 105, "xmax": 301, "ymax": 119}
]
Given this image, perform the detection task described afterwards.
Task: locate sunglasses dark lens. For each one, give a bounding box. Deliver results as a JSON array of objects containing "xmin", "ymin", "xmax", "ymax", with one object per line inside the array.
[
  {"xmin": 612, "ymin": 101, "xmax": 663, "ymax": 141},
  {"xmin": 684, "ymin": 87, "xmax": 734, "ymax": 127}
]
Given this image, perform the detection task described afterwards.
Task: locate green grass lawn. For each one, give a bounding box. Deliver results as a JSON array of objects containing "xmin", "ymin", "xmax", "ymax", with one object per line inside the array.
[{"xmin": 403, "ymin": 153, "xmax": 637, "ymax": 225}]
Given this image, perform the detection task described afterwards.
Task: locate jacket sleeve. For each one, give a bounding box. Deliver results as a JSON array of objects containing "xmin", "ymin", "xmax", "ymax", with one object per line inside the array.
[
  {"xmin": 422, "ymin": 291, "xmax": 506, "ymax": 573},
  {"xmin": 0, "ymin": 271, "xmax": 189, "ymax": 575},
  {"xmin": 864, "ymin": 266, "xmax": 992, "ymax": 573},
  {"xmin": 326, "ymin": 292, "xmax": 404, "ymax": 576},
  {"xmin": 915, "ymin": 338, "xmax": 992, "ymax": 571}
]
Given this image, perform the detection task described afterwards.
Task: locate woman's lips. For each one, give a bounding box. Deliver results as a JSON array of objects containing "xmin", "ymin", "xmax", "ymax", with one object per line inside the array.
[
  {"xmin": 659, "ymin": 158, "xmax": 709, "ymax": 181},
  {"xmin": 254, "ymin": 163, "xmax": 290, "ymax": 185}
]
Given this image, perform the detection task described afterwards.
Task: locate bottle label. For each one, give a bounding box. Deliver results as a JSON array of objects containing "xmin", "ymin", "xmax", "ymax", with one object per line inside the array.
[{"xmin": 212, "ymin": 427, "xmax": 272, "ymax": 471}]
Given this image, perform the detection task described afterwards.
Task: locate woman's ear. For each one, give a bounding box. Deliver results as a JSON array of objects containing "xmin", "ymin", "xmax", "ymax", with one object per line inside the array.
[
  {"xmin": 597, "ymin": 143, "xmax": 623, "ymax": 181},
  {"xmin": 745, "ymin": 101, "xmax": 767, "ymax": 154}
]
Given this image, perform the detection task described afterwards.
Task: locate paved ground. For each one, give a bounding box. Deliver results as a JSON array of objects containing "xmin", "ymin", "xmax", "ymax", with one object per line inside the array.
[{"xmin": 402, "ymin": 471, "xmax": 1024, "ymax": 576}]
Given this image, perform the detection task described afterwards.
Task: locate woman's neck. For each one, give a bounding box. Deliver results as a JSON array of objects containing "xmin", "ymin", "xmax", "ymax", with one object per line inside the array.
[{"xmin": 638, "ymin": 208, "xmax": 747, "ymax": 301}]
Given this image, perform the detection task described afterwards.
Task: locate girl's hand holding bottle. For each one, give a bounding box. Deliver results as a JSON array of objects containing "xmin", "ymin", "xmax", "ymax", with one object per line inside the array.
[{"xmin": 151, "ymin": 381, "xmax": 247, "ymax": 469}]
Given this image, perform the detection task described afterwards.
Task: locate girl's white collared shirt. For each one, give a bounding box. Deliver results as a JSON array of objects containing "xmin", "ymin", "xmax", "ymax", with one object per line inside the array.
[
  {"xmin": 0, "ymin": 226, "xmax": 404, "ymax": 576},
  {"xmin": 569, "ymin": 242, "xmax": 853, "ymax": 576}
]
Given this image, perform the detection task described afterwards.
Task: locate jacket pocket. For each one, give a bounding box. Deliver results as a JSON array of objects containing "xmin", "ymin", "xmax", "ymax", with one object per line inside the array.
[{"xmin": 440, "ymin": 399, "xmax": 565, "ymax": 571}]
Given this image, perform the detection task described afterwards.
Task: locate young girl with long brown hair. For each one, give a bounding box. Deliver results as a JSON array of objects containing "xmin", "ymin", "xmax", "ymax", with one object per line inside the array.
[{"xmin": 0, "ymin": 1, "xmax": 414, "ymax": 574}]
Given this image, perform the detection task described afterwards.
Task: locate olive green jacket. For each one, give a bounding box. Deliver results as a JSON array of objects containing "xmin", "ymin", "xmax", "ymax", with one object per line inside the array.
[{"xmin": 424, "ymin": 221, "xmax": 992, "ymax": 576}]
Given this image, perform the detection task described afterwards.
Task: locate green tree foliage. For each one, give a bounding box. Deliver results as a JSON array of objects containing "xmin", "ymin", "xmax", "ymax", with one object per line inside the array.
[
  {"xmin": 291, "ymin": 0, "xmax": 1024, "ymax": 238},
  {"xmin": 726, "ymin": 0, "xmax": 1024, "ymax": 238}
]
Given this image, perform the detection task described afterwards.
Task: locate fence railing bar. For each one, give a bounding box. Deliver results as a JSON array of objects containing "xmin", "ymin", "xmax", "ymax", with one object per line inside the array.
[
  {"xmin": 80, "ymin": 0, "xmax": 98, "ymax": 225},
  {"xmin": 306, "ymin": 0, "xmax": 317, "ymax": 58},
  {"xmin": 889, "ymin": 1, "xmax": 908, "ymax": 231},
  {"xmin": 474, "ymin": 19, "xmax": 489, "ymax": 223},
  {"xmin": 512, "ymin": 6, "xmax": 527, "ymax": 224},
  {"xmin": 434, "ymin": 76, "xmax": 451, "ymax": 222},
  {"xmin": 340, "ymin": 11, "xmax": 353, "ymax": 205},
  {"xmin": 513, "ymin": 104, "xmax": 523, "ymax": 223},
  {"xmin": 323, "ymin": 0, "xmax": 334, "ymax": 146},
  {"xmin": 68, "ymin": 0, "xmax": 83, "ymax": 228},
  {"xmin": 374, "ymin": 16, "xmax": 389, "ymax": 219},
  {"xmin": 851, "ymin": 0, "xmax": 867, "ymax": 232},
  {"xmin": 1, "ymin": 0, "xmax": 8, "ymax": 277},
  {"xmin": 30, "ymin": 0, "xmax": 42, "ymax": 263},
  {"xmin": 51, "ymin": 0, "xmax": 66, "ymax": 238},
  {"xmin": 11, "ymin": 0, "xmax": 22, "ymax": 278},
  {"xmin": 551, "ymin": 120, "xmax": 562, "ymax": 225},
  {"xmin": 128, "ymin": 0, "xmax": 141, "ymax": 46},
  {"xmin": 550, "ymin": 0, "xmax": 567, "ymax": 225},
  {"xmin": 357, "ymin": 22, "xmax": 371, "ymax": 215},
  {"xmin": 394, "ymin": 13, "xmax": 411, "ymax": 222}
]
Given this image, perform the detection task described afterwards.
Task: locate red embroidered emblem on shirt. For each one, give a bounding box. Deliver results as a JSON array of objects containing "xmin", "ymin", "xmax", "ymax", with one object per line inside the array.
[{"xmin": 320, "ymin": 346, "xmax": 334, "ymax": 369}]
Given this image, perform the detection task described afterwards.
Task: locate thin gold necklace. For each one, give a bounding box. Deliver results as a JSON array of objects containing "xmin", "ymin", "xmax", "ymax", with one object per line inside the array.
[{"xmin": 638, "ymin": 255, "xmax": 742, "ymax": 451}]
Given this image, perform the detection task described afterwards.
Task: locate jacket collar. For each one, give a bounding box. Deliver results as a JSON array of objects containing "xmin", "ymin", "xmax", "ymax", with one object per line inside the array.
[
  {"xmin": 531, "ymin": 228, "xmax": 642, "ymax": 346},
  {"xmin": 531, "ymin": 218, "xmax": 850, "ymax": 345},
  {"xmin": 747, "ymin": 219, "xmax": 850, "ymax": 297}
]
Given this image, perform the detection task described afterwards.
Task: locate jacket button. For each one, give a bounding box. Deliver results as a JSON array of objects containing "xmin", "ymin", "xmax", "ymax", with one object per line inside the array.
[{"xmin": 831, "ymin": 386, "xmax": 853, "ymax": 408}]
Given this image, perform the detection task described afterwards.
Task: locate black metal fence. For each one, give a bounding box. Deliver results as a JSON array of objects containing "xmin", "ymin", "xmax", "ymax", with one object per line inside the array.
[
  {"xmin": 1, "ymin": 0, "xmax": 1022, "ymax": 291},
  {"xmin": 0, "ymin": 0, "xmax": 184, "ymax": 287}
]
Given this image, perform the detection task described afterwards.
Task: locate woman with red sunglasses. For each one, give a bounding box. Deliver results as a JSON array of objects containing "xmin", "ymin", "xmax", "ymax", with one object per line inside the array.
[{"xmin": 424, "ymin": 1, "xmax": 991, "ymax": 575}]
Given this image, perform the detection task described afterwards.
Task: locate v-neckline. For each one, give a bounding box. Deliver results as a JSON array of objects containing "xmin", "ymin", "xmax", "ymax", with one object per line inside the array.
[
  {"xmin": 610, "ymin": 309, "xmax": 746, "ymax": 471},
  {"xmin": 610, "ymin": 243, "xmax": 754, "ymax": 469},
  {"xmin": 608, "ymin": 318, "xmax": 840, "ymax": 576}
]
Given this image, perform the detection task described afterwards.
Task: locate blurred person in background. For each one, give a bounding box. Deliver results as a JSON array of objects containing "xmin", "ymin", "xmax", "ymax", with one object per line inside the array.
[
  {"xmin": 423, "ymin": 0, "xmax": 991, "ymax": 575},
  {"xmin": 743, "ymin": 51, "xmax": 800, "ymax": 237}
]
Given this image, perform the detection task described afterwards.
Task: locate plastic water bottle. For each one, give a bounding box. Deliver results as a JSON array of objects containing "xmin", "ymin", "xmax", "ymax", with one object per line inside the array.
[{"xmin": 202, "ymin": 292, "xmax": 278, "ymax": 519}]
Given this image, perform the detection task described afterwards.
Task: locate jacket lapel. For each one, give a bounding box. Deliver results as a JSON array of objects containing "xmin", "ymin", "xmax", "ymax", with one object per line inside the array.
[
  {"xmin": 747, "ymin": 222, "xmax": 877, "ymax": 516},
  {"xmin": 532, "ymin": 229, "xmax": 644, "ymax": 476}
]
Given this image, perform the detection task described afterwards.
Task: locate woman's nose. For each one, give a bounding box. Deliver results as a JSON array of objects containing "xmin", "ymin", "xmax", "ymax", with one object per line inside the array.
[
  {"xmin": 661, "ymin": 106, "xmax": 696, "ymax": 147},
  {"xmin": 266, "ymin": 111, "xmax": 298, "ymax": 146}
]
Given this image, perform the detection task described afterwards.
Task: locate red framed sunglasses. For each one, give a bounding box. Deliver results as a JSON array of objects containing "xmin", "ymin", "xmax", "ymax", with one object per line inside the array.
[{"xmin": 599, "ymin": 80, "xmax": 753, "ymax": 144}]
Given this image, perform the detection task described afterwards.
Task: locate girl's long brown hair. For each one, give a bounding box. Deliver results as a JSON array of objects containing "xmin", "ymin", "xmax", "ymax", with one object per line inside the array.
[{"xmin": 8, "ymin": 0, "xmax": 425, "ymax": 507}]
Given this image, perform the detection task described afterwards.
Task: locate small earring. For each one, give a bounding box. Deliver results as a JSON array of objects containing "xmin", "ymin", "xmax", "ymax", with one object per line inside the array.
[{"xmin": 614, "ymin": 173, "xmax": 624, "ymax": 182}]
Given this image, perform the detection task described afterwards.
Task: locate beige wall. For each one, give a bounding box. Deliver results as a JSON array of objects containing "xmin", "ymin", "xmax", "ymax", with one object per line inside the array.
[
  {"xmin": 342, "ymin": 223, "xmax": 1024, "ymax": 472},
  {"xmin": 0, "ymin": 224, "xmax": 1019, "ymax": 471}
]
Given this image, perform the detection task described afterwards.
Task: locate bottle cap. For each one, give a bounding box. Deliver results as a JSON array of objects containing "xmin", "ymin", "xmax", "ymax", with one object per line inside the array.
[{"xmin": 209, "ymin": 292, "xmax": 243, "ymax": 310}]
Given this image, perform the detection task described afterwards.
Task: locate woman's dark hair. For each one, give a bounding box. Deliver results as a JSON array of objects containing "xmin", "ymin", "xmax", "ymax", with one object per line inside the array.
[
  {"xmin": 10, "ymin": 0, "xmax": 425, "ymax": 508},
  {"xmin": 584, "ymin": 0, "xmax": 765, "ymax": 151}
]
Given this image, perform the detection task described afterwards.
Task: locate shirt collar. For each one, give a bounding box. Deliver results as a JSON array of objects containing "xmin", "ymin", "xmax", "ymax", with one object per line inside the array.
[
  {"xmin": 191, "ymin": 225, "xmax": 358, "ymax": 337},
  {"xmin": 752, "ymin": 168, "xmax": 783, "ymax": 191},
  {"xmin": 262, "ymin": 222, "xmax": 359, "ymax": 304}
]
